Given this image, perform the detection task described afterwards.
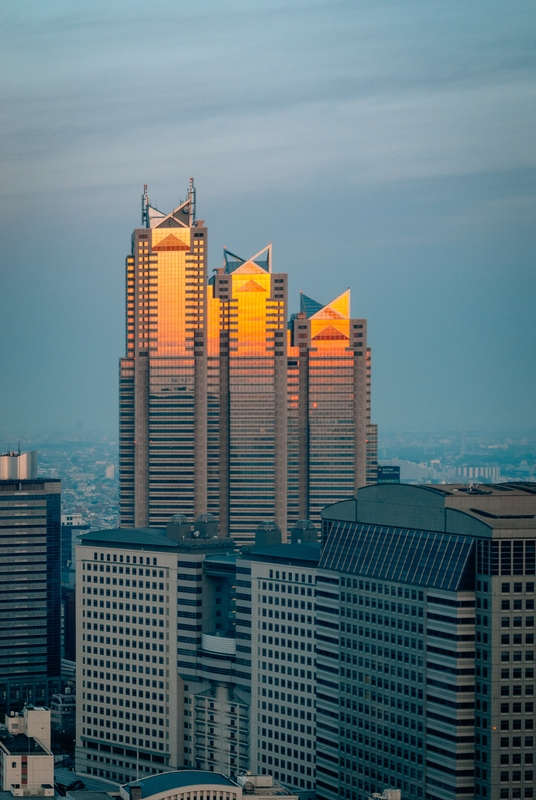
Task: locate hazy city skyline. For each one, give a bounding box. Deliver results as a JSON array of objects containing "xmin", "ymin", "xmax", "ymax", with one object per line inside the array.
[{"xmin": 1, "ymin": 0, "xmax": 535, "ymax": 435}]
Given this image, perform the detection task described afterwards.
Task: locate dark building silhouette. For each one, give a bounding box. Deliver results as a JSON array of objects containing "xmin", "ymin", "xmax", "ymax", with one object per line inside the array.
[{"xmin": 0, "ymin": 472, "xmax": 62, "ymax": 711}]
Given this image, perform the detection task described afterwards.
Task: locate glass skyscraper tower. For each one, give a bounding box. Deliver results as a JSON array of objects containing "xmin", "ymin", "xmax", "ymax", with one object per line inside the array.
[{"xmin": 119, "ymin": 183, "xmax": 376, "ymax": 542}]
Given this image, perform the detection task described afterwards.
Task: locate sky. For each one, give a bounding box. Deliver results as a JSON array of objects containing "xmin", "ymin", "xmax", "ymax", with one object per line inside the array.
[{"xmin": 1, "ymin": 0, "xmax": 535, "ymax": 438}]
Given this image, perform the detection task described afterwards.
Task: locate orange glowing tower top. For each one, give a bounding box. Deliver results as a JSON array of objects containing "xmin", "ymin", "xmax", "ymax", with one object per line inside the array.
[{"xmin": 207, "ymin": 244, "xmax": 288, "ymax": 540}]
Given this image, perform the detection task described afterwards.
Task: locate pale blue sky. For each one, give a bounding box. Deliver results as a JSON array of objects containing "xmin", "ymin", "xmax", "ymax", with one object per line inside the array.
[{"xmin": 1, "ymin": 0, "xmax": 535, "ymax": 434}]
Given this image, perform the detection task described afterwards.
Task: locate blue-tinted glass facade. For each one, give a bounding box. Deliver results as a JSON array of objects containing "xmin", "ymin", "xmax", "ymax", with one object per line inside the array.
[{"xmin": 320, "ymin": 521, "xmax": 475, "ymax": 591}]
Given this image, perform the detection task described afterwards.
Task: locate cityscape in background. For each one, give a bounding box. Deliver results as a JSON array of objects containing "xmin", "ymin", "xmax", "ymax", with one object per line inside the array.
[
  {"xmin": 0, "ymin": 429, "xmax": 533, "ymax": 534},
  {"xmin": 0, "ymin": 187, "xmax": 534, "ymax": 800}
]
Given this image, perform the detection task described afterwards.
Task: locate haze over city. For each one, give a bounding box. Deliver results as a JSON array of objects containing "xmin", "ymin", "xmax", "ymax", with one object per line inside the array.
[{"xmin": 1, "ymin": 0, "xmax": 535, "ymax": 437}]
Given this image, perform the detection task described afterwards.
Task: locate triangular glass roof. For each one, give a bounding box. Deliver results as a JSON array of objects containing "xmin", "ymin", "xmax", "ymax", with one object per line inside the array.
[
  {"xmin": 300, "ymin": 292, "xmax": 324, "ymax": 318},
  {"xmin": 310, "ymin": 289, "xmax": 350, "ymax": 320},
  {"xmin": 223, "ymin": 244, "xmax": 271, "ymax": 274}
]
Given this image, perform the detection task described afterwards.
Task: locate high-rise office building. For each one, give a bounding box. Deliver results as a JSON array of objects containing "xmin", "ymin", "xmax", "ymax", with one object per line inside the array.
[
  {"xmin": 286, "ymin": 291, "xmax": 373, "ymax": 525},
  {"xmin": 0, "ymin": 460, "xmax": 61, "ymax": 712},
  {"xmin": 314, "ymin": 482, "xmax": 536, "ymax": 800},
  {"xmin": 119, "ymin": 183, "xmax": 376, "ymax": 543},
  {"xmin": 236, "ymin": 533, "xmax": 321, "ymax": 800},
  {"xmin": 75, "ymin": 518, "xmax": 237, "ymax": 782}
]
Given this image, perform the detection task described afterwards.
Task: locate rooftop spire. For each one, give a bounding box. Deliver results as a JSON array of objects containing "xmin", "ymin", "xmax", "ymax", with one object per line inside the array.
[
  {"xmin": 141, "ymin": 184, "xmax": 149, "ymax": 228},
  {"xmin": 189, "ymin": 178, "xmax": 196, "ymax": 226}
]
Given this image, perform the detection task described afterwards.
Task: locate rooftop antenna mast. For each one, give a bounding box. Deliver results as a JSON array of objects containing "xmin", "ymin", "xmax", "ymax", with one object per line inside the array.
[
  {"xmin": 189, "ymin": 178, "xmax": 196, "ymax": 226},
  {"xmin": 142, "ymin": 184, "xmax": 149, "ymax": 228}
]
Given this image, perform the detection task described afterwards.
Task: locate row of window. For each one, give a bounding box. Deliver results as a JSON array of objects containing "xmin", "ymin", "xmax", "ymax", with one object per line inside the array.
[
  {"xmin": 259, "ymin": 625, "xmax": 311, "ymax": 642},
  {"xmin": 501, "ymin": 651, "xmax": 534, "ymax": 662},
  {"xmin": 500, "ymin": 771, "xmax": 534, "ymax": 782},
  {"xmin": 342, "ymin": 580, "xmax": 424, "ymax": 601},
  {"xmin": 266, "ymin": 570, "xmax": 314, "ymax": 583},
  {"xmin": 89, "ymin": 555, "xmax": 161, "ymax": 568},
  {"xmin": 501, "ymin": 702, "xmax": 535, "ymax": 713},
  {"xmin": 500, "ymin": 686, "xmax": 534, "ymax": 697},
  {"xmin": 503, "ymin": 600, "xmax": 536, "ymax": 610},
  {"xmin": 502, "ymin": 635, "xmax": 535, "ymax": 645},
  {"xmin": 500, "ymin": 719, "xmax": 534, "ymax": 731},
  {"xmin": 259, "ymin": 740, "xmax": 314, "ymax": 762},
  {"xmin": 502, "ymin": 583, "xmax": 536, "ymax": 594},
  {"xmin": 501, "ymin": 753, "xmax": 534, "ymax": 763},
  {"xmin": 83, "ymin": 575, "xmax": 166, "ymax": 591},
  {"xmin": 498, "ymin": 789, "xmax": 533, "ymax": 799},
  {"xmin": 83, "ymin": 727, "xmax": 165, "ymax": 750},
  {"xmin": 503, "ymin": 669, "xmax": 535, "ymax": 679}
]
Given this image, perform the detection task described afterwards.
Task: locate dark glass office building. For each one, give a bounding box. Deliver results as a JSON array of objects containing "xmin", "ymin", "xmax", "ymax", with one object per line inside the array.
[{"xmin": 0, "ymin": 477, "xmax": 62, "ymax": 711}]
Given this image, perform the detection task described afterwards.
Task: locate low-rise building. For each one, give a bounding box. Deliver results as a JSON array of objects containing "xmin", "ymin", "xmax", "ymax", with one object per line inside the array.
[
  {"xmin": 0, "ymin": 707, "xmax": 54, "ymax": 796},
  {"xmin": 119, "ymin": 770, "xmax": 297, "ymax": 800}
]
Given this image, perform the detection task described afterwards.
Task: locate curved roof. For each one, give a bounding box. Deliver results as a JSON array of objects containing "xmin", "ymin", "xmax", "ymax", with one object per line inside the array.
[{"xmin": 124, "ymin": 771, "xmax": 236, "ymax": 797}]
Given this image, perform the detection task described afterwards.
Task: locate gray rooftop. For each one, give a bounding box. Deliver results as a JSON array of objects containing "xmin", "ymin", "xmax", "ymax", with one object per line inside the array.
[
  {"xmin": 80, "ymin": 529, "xmax": 235, "ymax": 552},
  {"xmin": 322, "ymin": 483, "xmax": 536, "ymax": 538},
  {"xmin": 245, "ymin": 543, "xmax": 320, "ymax": 566},
  {"xmin": 0, "ymin": 734, "xmax": 48, "ymax": 755}
]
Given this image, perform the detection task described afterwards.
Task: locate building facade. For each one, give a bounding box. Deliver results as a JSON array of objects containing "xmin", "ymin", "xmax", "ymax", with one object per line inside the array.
[
  {"xmin": 0, "ymin": 471, "xmax": 61, "ymax": 712},
  {"xmin": 314, "ymin": 483, "xmax": 536, "ymax": 800},
  {"xmin": 75, "ymin": 519, "xmax": 238, "ymax": 784},
  {"xmin": 236, "ymin": 539, "xmax": 320, "ymax": 800},
  {"xmin": 119, "ymin": 183, "xmax": 377, "ymax": 543}
]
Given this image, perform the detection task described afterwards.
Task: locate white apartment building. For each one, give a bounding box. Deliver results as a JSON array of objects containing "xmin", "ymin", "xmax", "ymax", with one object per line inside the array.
[{"xmin": 75, "ymin": 519, "xmax": 235, "ymax": 784}]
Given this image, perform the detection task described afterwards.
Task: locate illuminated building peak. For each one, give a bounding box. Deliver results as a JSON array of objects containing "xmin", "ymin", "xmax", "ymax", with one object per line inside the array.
[
  {"xmin": 141, "ymin": 178, "xmax": 197, "ymax": 229},
  {"xmin": 223, "ymin": 243, "xmax": 272, "ymax": 274},
  {"xmin": 309, "ymin": 288, "xmax": 350, "ymax": 320}
]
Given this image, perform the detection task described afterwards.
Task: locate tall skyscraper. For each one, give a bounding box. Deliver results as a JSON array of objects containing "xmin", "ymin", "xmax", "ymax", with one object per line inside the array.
[
  {"xmin": 0, "ymin": 457, "xmax": 61, "ymax": 712},
  {"xmin": 119, "ymin": 182, "xmax": 376, "ymax": 542}
]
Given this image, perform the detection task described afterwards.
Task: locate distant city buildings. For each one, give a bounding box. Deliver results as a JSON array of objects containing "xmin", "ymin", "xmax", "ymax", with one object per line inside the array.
[
  {"xmin": 119, "ymin": 182, "xmax": 376, "ymax": 543},
  {"xmin": 379, "ymin": 458, "xmax": 501, "ymax": 485},
  {"xmin": 0, "ymin": 460, "xmax": 61, "ymax": 712}
]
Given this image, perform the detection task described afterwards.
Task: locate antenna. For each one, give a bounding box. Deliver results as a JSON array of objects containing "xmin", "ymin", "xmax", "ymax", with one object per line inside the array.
[
  {"xmin": 189, "ymin": 178, "xmax": 196, "ymax": 226},
  {"xmin": 142, "ymin": 185, "xmax": 149, "ymax": 228}
]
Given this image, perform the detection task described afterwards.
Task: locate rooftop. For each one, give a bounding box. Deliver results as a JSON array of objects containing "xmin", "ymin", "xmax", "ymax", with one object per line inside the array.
[
  {"xmin": 123, "ymin": 771, "xmax": 236, "ymax": 797},
  {"xmin": 244, "ymin": 543, "xmax": 321, "ymax": 566},
  {"xmin": 0, "ymin": 734, "xmax": 48, "ymax": 755},
  {"xmin": 322, "ymin": 483, "xmax": 536, "ymax": 537},
  {"xmin": 80, "ymin": 529, "xmax": 235, "ymax": 552}
]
